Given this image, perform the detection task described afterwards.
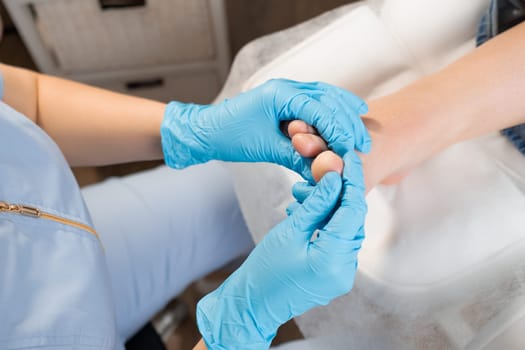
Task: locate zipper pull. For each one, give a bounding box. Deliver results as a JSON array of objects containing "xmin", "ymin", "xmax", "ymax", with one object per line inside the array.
[
  {"xmin": 0, "ymin": 202, "xmax": 40, "ymax": 217},
  {"xmin": 0, "ymin": 201, "xmax": 9, "ymax": 211},
  {"xmin": 17, "ymin": 205, "xmax": 41, "ymax": 218}
]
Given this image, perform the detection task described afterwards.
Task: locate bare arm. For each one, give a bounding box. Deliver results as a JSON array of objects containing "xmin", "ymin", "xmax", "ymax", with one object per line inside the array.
[
  {"xmin": 0, "ymin": 63, "xmax": 165, "ymax": 166},
  {"xmin": 361, "ymin": 21, "xmax": 525, "ymax": 188},
  {"xmin": 292, "ymin": 22, "xmax": 525, "ymax": 190}
]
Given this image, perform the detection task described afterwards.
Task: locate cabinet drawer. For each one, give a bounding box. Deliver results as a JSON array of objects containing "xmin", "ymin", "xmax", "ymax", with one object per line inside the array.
[
  {"xmin": 33, "ymin": 0, "xmax": 215, "ymax": 73},
  {"xmin": 90, "ymin": 70, "xmax": 221, "ymax": 104}
]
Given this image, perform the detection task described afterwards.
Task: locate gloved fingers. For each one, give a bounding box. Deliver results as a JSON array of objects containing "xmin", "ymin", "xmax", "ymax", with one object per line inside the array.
[
  {"xmin": 280, "ymin": 80, "xmax": 371, "ymax": 154},
  {"xmin": 313, "ymin": 227, "xmax": 364, "ymax": 256},
  {"xmin": 280, "ymin": 93, "xmax": 354, "ymax": 156},
  {"xmin": 269, "ymin": 134, "xmax": 314, "ymax": 181},
  {"xmin": 265, "ymin": 79, "xmax": 371, "ymax": 161},
  {"xmin": 307, "ymin": 230, "xmax": 362, "ymax": 295},
  {"xmin": 312, "ymin": 90, "xmax": 370, "ymax": 154},
  {"xmin": 287, "ymin": 200, "xmax": 333, "ymax": 230},
  {"xmin": 291, "ymin": 181, "xmax": 314, "ymax": 203},
  {"xmin": 286, "ymin": 180, "xmax": 321, "ymax": 216},
  {"xmin": 289, "ymin": 172, "xmax": 342, "ymax": 240},
  {"xmin": 256, "ymin": 133, "xmax": 314, "ymax": 181},
  {"xmin": 314, "ymin": 83, "xmax": 371, "ymax": 154},
  {"xmin": 285, "ymin": 201, "xmax": 300, "ymax": 216},
  {"xmin": 340, "ymin": 151, "xmax": 366, "ymax": 208},
  {"xmin": 319, "ymin": 152, "xmax": 367, "ymax": 241},
  {"xmin": 308, "ymin": 228, "xmax": 363, "ymax": 299}
]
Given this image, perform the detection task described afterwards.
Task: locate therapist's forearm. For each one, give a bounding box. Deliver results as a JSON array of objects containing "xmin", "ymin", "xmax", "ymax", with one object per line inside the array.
[
  {"xmin": 360, "ymin": 21, "xmax": 525, "ymax": 188},
  {"xmin": 0, "ymin": 63, "xmax": 165, "ymax": 166}
]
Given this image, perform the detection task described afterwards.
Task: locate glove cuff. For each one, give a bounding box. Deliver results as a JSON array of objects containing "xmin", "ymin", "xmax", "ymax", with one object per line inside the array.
[
  {"xmin": 160, "ymin": 101, "xmax": 207, "ymax": 169},
  {"xmin": 196, "ymin": 289, "xmax": 277, "ymax": 350}
]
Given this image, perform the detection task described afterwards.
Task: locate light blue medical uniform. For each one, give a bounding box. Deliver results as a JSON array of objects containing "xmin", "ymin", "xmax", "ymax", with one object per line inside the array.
[
  {"xmin": 0, "ymin": 76, "xmax": 117, "ymax": 348},
  {"xmin": 0, "ymin": 74, "xmax": 253, "ymax": 349}
]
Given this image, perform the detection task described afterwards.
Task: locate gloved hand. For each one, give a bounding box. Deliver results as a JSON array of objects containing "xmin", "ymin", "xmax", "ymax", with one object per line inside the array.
[
  {"xmin": 161, "ymin": 79, "xmax": 370, "ymax": 181},
  {"xmin": 196, "ymin": 151, "xmax": 367, "ymax": 350}
]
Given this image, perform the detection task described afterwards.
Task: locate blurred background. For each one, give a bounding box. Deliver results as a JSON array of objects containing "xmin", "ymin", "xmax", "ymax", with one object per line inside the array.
[{"xmin": 0, "ymin": 1, "xmax": 356, "ymax": 348}]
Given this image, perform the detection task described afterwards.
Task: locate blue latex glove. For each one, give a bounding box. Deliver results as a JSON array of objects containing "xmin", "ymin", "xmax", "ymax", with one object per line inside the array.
[
  {"xmin": 196, "ymin": 151, "xmax": 367, "ymax": 349},
  {"xmin": 161, "ymin": 79, "xmax": 370, "ymax": 181}
]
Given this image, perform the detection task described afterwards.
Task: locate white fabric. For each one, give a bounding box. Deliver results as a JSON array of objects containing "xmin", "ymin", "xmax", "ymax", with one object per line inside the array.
[{"xmin": 228, "ymin": 0, "xmax": 525, "ymax": 348}]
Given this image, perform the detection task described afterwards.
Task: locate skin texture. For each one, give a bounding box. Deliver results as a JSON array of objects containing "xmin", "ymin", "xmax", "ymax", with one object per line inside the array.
[
  {"xmin": 311, "ymin": 150, "xmax": 344, "ymax": 183},
  {"xmin": 288, "ymin": 120, "xmax": 343, "ymax": 183},
  {"xmin": 292, "ymin": 133, "xmax": 329, "ymax": 158},
  {"xmin": 289, "ymin": 121, "xmax": 407, "ymax": 185},
  {"xmin": 0, "ymin": 63, "xmax": 165, "ymax": 167}
]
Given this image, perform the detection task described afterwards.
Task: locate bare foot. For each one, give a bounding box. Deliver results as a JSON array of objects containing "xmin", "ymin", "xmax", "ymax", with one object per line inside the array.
[
  {"xmin": 288, "ymin": 120, "xmax": 327, "ymax": 158},
  {"xmin": 287, "ymin": 120, "xmax": 342, "ymax": 182},
  {"xmin": 292, "ymin": 133, "xmax": 328, "ymax": 157},
  {"xmin": 288, "ymin": 120, "xmax": 317, "ymax": 137},
  {"xmin": 312, "ymin": 150, "xmax": 344, "ymax": 183}
]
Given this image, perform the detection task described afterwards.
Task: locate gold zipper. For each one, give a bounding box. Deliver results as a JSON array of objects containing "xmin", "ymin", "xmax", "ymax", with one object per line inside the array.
[{"xmin": 0, "ymin": 201, "xmax": 99, "ymax": 238}]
